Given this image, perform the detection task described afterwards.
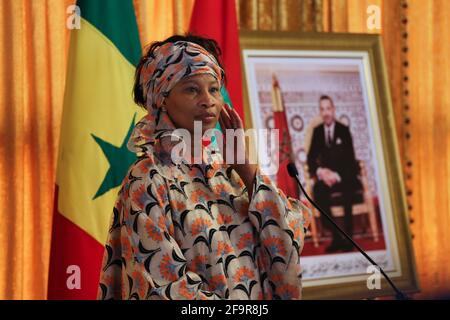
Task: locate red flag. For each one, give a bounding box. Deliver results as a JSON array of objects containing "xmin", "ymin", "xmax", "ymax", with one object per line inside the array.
[
  {"xmin": 271, "ymin": 75, "xmax": 300, "ymax": 199},
  {"xmin": 189, "ymin": 0, "xmax": 244, "ymax": 122}
]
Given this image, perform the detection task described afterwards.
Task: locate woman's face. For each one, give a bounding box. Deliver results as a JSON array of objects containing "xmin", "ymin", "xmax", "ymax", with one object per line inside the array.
[{"xmin": 163, "ymin": 73, "xmax": 224, "ymax": 134}]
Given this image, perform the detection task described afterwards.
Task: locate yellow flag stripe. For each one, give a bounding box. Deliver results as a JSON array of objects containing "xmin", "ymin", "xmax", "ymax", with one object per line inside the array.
[{"xmin": 56, "ymin": 17, "xmax": 145, "ymax": 244}]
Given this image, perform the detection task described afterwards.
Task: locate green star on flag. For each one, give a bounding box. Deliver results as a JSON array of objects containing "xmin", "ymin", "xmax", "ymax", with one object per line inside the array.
[{"xmin": 91, "ymin": 114, "xmax": 137, "ymax": 199}]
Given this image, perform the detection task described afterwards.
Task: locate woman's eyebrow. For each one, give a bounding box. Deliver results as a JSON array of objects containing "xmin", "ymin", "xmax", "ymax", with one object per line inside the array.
[{"xmin": 181, "ymin": 79, "xmax": 218, "ymax": 86}]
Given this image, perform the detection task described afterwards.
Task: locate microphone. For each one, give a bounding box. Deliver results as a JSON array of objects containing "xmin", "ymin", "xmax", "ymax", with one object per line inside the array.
[{"xmin": 286, "ymin": 162, "xmax": 408, "ymax": 300}]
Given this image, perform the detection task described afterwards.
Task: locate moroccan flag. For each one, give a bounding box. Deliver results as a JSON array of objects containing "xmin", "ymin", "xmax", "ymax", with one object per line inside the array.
[
  {"xmin": 47, "ymin": 0, "xmax": 144, "ymax": 299},
  {"xmin": 189, "ymin": 0, "xmax": 244, "ymax": 122},
  {"xmin": 271, "ymin": 74, "xmax": 299, "ymax": 199}
]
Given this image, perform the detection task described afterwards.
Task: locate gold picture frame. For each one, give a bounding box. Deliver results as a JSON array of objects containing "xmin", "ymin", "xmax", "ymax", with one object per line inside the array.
[{"xmin": 239, "ymin": 30, "xmax": 419, "ymax": 299}]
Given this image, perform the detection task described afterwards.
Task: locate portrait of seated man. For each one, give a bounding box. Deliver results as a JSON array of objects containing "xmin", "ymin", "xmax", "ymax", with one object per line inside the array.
[{"xmin": 307, "ymin": 95, "xmax": 362, "ymax": 253}]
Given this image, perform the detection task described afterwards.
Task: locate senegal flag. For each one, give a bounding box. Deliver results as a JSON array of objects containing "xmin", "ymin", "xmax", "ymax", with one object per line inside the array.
[{"xmin": 48, "ymin": 0, "xmax": 144, "ymax": 299}]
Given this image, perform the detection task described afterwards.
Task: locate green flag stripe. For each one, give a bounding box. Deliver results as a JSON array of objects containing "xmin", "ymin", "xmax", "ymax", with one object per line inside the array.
[{"xmin": 77, "ymin": 0, "xmax": 141, "ymax": 66}]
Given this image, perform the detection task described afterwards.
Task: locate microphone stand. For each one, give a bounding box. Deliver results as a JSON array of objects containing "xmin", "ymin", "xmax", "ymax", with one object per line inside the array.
[{"xmin": 287, "ymin": 163, "xmax": 409, "ymax": 300}]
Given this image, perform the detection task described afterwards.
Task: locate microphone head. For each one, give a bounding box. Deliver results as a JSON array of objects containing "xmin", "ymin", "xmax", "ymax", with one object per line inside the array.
[{"xmin": 287, "ymin": 162, "xmax": 298, "ymax": 178}]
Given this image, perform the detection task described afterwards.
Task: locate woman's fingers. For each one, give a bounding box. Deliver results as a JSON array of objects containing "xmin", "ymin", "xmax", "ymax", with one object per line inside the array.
[
  {"xmin": 218, "ymin": 115, "xmax": 228, "ymax": 133},
  {"xmin": 220, "ymin": 105, "xmax": 232, "ymax": 129},
  {"xmin": 225, "ymin": 104, "xmax": 243, "ymax": 129},
  {"xmin": 218, "ymin": 112, "xmax": 230, "ymax": 163},
  {"xmin": 222, "ymin": 104, "xmax": 232, "ymax": 119},
  {"xmin": 219, "ymin": 113, "xmax": 231, "ymax": 131},
  {"xmin": 219, "ymin": 111, "xmax": 231, "ymax": 157},
  {"xmin": 220, "ymin": 104, "xmax": 244, "ymax": 130},
  {"xmin": 218, "ymin": 104, "xmax": 248, "ymax": 165}
]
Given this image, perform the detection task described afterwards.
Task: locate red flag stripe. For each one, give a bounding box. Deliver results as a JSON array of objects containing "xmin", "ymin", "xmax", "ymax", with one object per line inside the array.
[
  {"xmin": 189, "ymin": 0, "xmax": 244, "ymax": 122},
  {"xmin": 47, "ymin": 186, "xmax": 104, "ymax": 300}
]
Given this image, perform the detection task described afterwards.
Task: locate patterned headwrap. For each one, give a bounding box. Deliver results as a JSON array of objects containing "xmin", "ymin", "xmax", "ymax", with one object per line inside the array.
[
  {"xmin": 140, "ymin": 40, "xmax": 225, "ymax": 110},
  {"xmin": 128, "ymin": 41, "xmax": 225, "ymax": 165}
]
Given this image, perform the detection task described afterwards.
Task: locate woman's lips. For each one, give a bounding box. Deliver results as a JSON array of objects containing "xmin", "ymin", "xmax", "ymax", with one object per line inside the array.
[{"xmin": 196, "ymin": 113, "xmax": 216, "ymax": 123}]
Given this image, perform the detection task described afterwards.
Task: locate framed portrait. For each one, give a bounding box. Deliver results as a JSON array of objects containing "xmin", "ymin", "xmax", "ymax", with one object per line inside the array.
[{"xmin": 239, "ymin": 31, "xmax": 419, "ymax": 299}]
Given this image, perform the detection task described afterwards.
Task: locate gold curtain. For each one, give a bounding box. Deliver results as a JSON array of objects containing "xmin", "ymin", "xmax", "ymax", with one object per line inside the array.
[
  {"xmin": 1, "ymin": 0, "xmax": 449, "ymax": 299},
  {"xmin": 133, "ymin": 0, "xmax": 195, "ymax": 47},
  {"xmin": 0, "ymin": 0, "xmax": 75, "ymax": 300},
  {"xmin": 407, "ymin": 0, "xmax": 450, "ymax": 298},
  {"xmin": 237, "ymin": 0, "xmax": 323, "ymax": 31}
]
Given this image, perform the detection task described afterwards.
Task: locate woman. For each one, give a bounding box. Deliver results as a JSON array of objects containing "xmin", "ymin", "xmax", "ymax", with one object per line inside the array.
[{"xmin": 97, "ymin": 34, "xmax": 311, "ymax": 300}]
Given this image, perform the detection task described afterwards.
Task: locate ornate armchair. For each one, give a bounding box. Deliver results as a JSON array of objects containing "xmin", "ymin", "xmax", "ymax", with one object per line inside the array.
[{"xmin": 303, "ymin": 161, "xmax": 379, "ymax": 248}]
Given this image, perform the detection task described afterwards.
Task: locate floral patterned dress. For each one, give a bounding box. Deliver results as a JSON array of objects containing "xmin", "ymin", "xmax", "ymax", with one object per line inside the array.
[{"xmin": 97, "ymin": 111, "xmax": 312, "ymax": 300}]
